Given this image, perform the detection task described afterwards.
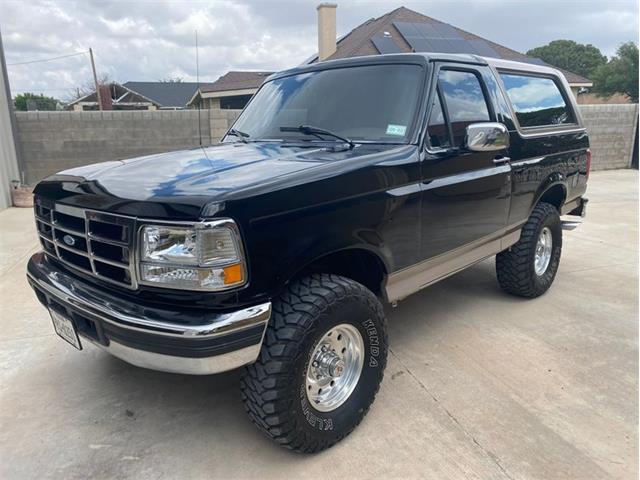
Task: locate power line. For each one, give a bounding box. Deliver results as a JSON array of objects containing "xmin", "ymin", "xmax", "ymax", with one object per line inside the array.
[
  {"xmin": 7, "ymin": 51, "xmax": 88, "ymax": 66},
  {"xmin": 11, "ymin": 88, "xmax": 72, "ymax": 92}
]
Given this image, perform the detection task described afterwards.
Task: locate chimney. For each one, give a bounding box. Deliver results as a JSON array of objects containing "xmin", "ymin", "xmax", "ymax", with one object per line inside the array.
[
  {"xmin": 317, "ymin": 3, "xmax": 337, "ymax": 61},
  {"xmin": 98, "ymin": 85, "xmax": 113, "ymax": 110}
]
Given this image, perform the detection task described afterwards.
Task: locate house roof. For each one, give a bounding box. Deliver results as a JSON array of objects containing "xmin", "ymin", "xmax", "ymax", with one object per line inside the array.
[
  {"xmin": 66, "ymin": 82, "xmax": 159, "ymax": 108},
  {"xmin": 67, "ymin": 81, "xmax": 206, "ymax": 109},
  {"xmin": 199, "ymin": 71, "xmax": 273, "ymax": 94},
  {"xmin": 122, "ymin": 81, "xmax": 202, "ymax": 108},
  {"xmin": 312, "ymin": 6, "xmax": 591, "ymax": 85}
]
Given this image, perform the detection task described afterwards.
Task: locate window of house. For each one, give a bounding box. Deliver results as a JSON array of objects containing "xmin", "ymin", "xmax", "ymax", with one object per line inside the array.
[
  {"xmin": 221, "ymin": 94, "xmax": 253, "ymax": 110},
  {"xmin": 437, "ymin": 70, "xmax": 491, "ymax": 146},
  {"xmin": 499, "ymin": 73, "xmax": 575, "ymax": 128},
  {"xmin": 426, "ymin": 90, "xmax": 451, "ymax": 148}
]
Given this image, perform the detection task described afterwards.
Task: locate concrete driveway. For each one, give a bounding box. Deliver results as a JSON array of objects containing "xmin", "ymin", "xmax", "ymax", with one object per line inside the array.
[{"xmin": 1, "ymin": 170, "xmax": 637, "ymax": 479}]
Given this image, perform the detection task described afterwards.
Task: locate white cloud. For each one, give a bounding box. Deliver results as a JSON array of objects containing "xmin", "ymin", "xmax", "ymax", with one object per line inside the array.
[
  {"xmin": 504, "ymin": 81, "xmax": 565, "ymax": 111},
  {"xmin": 1, "ymin": 0, "xmax": 637, "ymax": 101}
]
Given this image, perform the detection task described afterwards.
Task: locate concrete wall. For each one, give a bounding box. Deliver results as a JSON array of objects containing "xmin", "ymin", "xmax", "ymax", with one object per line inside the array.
[
  {"xmin": 15, "ymin": 110, "xmax": 212, "ymax": 185},
  {"xmin": 580, "ymin": 104, "xmax": 639, "ymax": 170},
  {"xmin": 211, "ymin": 108, "xmax": 241, "ymax": 141},
  {"xmin": 13, "ymin": 105, "xmax": 637, "ymax": 185}
]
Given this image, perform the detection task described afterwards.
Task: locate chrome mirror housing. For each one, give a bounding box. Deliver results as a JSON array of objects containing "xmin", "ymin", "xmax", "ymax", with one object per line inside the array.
[{"xmin": 465, "ymin": 122, "xmax": 510, "ymax": 152}]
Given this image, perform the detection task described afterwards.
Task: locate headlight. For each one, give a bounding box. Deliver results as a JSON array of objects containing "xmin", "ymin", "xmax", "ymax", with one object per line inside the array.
[{"xmin": 138, "ymin": 220, "xmax": 246, "ymax": 291}]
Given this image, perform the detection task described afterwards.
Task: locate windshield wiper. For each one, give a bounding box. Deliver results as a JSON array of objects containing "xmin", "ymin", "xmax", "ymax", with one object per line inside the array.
[
  {"xmin": 280, "ymin": 125, "xmax": 355, "ymax": 149},
  {"xmin": 227, "ymin": 128, "xmax": 250, "ymax": 143}
]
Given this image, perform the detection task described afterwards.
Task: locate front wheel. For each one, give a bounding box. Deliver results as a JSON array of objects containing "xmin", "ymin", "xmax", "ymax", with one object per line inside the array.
[
  {"xmin": 496, "ymin": 202, "xmax": 562, "ymax": 298},
  {"xmin": 241, "ymin": 274, "xmax": 388, "ymax": 453}
]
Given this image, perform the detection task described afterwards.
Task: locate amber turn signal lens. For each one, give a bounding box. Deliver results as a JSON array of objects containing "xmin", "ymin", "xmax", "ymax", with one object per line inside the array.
[{"xmin": 223, "ymin": 263, "xmax": 244, "ymax": 285}]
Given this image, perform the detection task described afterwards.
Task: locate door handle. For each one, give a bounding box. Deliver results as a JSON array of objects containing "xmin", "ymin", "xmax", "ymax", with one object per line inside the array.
[{"xmin": 493, "ymin": 156, "xmax": 511, "ymax": 164}]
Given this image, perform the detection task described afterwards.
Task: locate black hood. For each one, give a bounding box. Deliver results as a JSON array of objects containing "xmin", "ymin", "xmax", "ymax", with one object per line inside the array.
[{"xmin": 34, "ymin": 142, "xmax": 412, "ymax": 220}]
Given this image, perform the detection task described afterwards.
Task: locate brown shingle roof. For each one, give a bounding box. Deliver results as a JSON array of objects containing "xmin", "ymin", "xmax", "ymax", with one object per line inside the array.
[
  {"xmin": 314, "ymin": 6, "xmax": 591, "ymax": 85},
  {"xmin": 200, "ymin": 71, "xmax": 274, "ymax": 94}
]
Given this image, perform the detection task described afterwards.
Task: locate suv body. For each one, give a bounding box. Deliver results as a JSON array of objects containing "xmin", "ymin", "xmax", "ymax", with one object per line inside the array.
[{"xmin": 27, "ymin": 53, "xmax": 589, "ymax": 451}]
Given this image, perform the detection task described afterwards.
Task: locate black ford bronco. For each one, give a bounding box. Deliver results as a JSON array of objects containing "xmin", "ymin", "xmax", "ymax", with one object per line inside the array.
[{"xmin": 27, "ymin": 53, "xmax": 589, "ymax": 452}]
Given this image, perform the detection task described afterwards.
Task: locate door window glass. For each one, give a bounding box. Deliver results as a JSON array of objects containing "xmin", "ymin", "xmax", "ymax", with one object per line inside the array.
[
  {"xmin": 438, "ymin": 70, "xmax": 490, "ymax": 146},
  {"xmin": 426, "ymin": 91, "xmax": 451, "ymax": 148}
]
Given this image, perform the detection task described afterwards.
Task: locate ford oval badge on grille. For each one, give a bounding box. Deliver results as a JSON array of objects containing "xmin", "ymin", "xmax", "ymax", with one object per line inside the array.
[{"xmin": 62, "ymin": 234, "xmax": 76, "ymax": 247}]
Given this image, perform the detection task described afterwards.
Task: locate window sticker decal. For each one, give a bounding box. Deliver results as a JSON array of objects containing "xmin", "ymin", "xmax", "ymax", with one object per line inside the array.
[{"xmin": 386, "ymin": 124, "xmax": 407, "ymax": 136}]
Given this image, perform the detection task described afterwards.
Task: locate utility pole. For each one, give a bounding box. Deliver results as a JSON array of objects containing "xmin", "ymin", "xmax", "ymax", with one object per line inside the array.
[
  {"xmin": 195, "ymin": 30, "xmax": 202, "ymax": 146},
  {"xmin": 89, "ymin": 48, "xmax": 102, "ymax": 111}
]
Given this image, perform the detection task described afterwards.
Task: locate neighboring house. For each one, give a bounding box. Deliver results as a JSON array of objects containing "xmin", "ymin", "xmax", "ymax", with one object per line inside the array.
[
  {"xmin": 67, "ymin": 81, "xmax": 202, "ymax": 111},
  {"xmin": 191, "ymin": 4, "xmax": 592, "ymax": 113},
  {"xmin": 188, "ymin": 71, "xmax": 273, "ymax": 110},
  {"xmin": 311, "ymin": 5, "xmax": 592, "ymax": 97},
  {"xmin": 122, "ymin": 82, "xmax": 202, "ymax": 109}
]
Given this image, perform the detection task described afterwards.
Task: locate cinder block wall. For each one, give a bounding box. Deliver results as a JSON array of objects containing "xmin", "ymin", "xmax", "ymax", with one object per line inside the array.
[
  {"xmin": 15, "ymin": 110, "xmax": 212, "ymax": 184},
  {"xmin": 211, "ymin": 109, "xmax": 241, "ymax": 142},
  {"xmin": 579, "ymin": 104, "xmax": 639, "ymax": 171},
  {"xmin": 14, "ymin": 105, "xmax": 637, "ymax": 185}
]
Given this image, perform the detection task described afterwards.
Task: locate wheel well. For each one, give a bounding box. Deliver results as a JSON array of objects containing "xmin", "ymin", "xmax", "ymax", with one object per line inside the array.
[
  {"xmin": 538, "ymin": 184, "xmax": 566, "ymax": 212},
  {"xmin": 295, "ymin": 249, "xmax": 387, "ymax": 295}
]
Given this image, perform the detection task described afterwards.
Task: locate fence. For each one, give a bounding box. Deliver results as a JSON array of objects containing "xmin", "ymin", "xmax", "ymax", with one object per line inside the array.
[
  {"xmin": 580, "ymin": 104, "xmax": 638, "ymax": 171},
  {"xmin": 12, "ymin": 104, "xmax": 638, "ymax": 186},
  {"xmin": 14, "ymin": 109, "xmax": 240, "ymax": 185}
]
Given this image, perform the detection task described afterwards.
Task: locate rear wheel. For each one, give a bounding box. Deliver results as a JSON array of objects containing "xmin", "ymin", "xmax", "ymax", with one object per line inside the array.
[
  {"xmin": 241, "ymin": 273, "xmax": 388, "ymax": 453},
  {"xmin": 496, "ymin": 202, "xmax": 562, "ymax": 298}
]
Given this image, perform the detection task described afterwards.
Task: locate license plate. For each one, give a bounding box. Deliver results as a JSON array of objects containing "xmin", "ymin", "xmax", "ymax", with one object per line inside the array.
[{"xmin": 49, "ymin": 309, "xmax": 82, "ymax": 350}]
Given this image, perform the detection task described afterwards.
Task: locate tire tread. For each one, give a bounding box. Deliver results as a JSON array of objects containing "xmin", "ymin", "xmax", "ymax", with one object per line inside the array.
[
  {"xmin": 496, "ymin": 202, "xmax": 561, "ymax": 298},
  {"xmin": 240, "ymin": 273, "xmax": 387, "ymax": 453}
]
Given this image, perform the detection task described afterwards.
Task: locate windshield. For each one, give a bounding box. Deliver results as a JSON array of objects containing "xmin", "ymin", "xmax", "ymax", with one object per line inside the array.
[{"xmin": 228, "ymin": 64, "xmax": 424, "ymax": 143}]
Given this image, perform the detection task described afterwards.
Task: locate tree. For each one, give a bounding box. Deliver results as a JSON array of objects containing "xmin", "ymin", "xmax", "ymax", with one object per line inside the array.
[
  {"xmin": 591, "ymin": 42, "xmax": 639, "ymax": 102},
  {"xmin": 159, "ymin": 77, "xmax": 184, "ymax": 83},
  {"xmin": 526, "ymin": 40, "xmax": 607, "ymax": 78},
  {"xmin": 14, "ymin": 93, "xmax": 59, "ymax": 111},
  {"xmin": 66, "ymin": 74, "xmax": 112, "ymax": 102}
]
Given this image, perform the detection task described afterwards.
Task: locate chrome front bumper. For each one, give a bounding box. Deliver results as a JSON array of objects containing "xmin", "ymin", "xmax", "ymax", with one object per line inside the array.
[{"xmin": 27, "ymin": 252, "xmax": 271, "ymax": 375}]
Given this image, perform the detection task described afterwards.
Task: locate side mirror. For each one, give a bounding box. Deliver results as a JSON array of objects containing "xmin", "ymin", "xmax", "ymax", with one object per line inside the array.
[{"xmin": 465, "ymin": 122, "xmax": 510, "ymax": 152}]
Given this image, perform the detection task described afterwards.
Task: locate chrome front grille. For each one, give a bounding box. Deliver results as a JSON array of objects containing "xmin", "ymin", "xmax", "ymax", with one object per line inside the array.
[{"xmin": 34, "ymin": 200, "xmax": 137, "ymax": 289}]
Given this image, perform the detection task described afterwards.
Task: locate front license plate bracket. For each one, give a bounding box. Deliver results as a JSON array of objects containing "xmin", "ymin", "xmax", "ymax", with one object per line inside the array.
[{"xmin": 49, "ymin": 309, "xmax": 82, "ymax": 350}]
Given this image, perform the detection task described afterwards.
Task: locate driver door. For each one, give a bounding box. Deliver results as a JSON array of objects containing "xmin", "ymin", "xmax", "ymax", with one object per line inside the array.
[{"xmin": 420, "ymin": 65, "xmax": 511, "ymax": 263}]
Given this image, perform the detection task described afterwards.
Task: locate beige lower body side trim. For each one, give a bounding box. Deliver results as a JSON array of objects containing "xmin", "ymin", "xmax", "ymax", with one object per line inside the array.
[{"xmin": 385, "ymin": 226, "xmax": 522, "ymax": 303}]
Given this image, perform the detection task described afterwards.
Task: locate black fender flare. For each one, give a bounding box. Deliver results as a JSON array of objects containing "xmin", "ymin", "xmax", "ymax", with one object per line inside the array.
[
  {"xmin": 529, "ymin": 173, "xmax": 567, "ymax": 215},
  {"xmin": 279, "ymin": 244, "xmax": 390, "ymax": 294}
]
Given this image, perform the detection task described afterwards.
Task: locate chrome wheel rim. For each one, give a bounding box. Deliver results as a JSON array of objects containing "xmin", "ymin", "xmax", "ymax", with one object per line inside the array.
[
  {"xmin": 534, "ymin": 227, "xmax": 553, "ymax": 276},
  {"xmin": 305, "ymin": 323, "xmax": 364, "ymax": 412}
]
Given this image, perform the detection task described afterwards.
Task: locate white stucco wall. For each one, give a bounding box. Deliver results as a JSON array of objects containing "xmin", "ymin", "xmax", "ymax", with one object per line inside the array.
[{"xmin": 0, "ymin": 33, "xmax": 21, "ymax": 210}]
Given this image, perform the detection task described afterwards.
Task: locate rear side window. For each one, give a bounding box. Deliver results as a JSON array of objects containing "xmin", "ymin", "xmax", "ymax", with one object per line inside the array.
[
  {"xmin": 437, "ymin": 70, "xmax": 491, "ymax": 146},
  {"xmin": 499, "ymin": 73, "xmax": 575, "ymax": 128}
]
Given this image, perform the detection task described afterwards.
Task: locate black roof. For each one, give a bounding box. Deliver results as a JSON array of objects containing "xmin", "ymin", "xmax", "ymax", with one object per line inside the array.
[
  {"xmin": 122, "ymin": 82, "xmax": 202, "ymax": 108},
  {"xmin": 275, "ymin": 53, "xmax": 572, "ymax": 89},
  {"xmin": 275, "ymin": 52, "xmax": 464, "ymax": 80}
]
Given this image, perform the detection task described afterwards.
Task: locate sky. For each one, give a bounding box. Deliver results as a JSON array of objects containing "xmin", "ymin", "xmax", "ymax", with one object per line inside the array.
[{"xmin": 1, "ymin": 0, "xmax": 638, "ymax": 101}]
